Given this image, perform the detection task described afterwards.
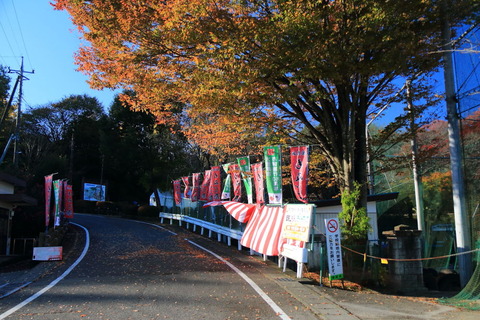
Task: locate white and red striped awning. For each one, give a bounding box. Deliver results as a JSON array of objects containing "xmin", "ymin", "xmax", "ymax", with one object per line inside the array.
[
  {"xmin": 203, "ymin": 201, "xmax": 257, "ymax": 223},
  {"xmin": 240, "ymin": 205, "xmax": 285, "ymax": 256}
]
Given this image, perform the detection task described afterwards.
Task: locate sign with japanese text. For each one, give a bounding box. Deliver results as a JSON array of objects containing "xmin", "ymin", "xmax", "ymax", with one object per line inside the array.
[
  {"xmin": 282, "ymin": 204, "xmax": 314, "ymax": 242},
  {"xmin": 173, "ymin": 179, "xmax": 182, "ymax": 205},
  {"xmin": 230, "ymin": 164, "xmax": 242, "ymax": 202},
  {"xmin": 264, "ymin": 146, "xmax": 282, "ymax": 204},
  {"xmin": 209, "ymin": 166, "xmax": 222, "ymax": 201},
  {"xmin": 237, "ymin": 156, "xmax": 253, "ymax": 204},
  {"xmin": 221, "ymin": 163, "xmax": 232, "ymax": 199},
  {"xmin": 290, "ymin": 146, "xmax": 309, "ymax": 203},
  {"xmin": 191, "ymin": 173, "xmax": 201, "ymax": 201},
  {"xmin": 324, "ymin": 218, "xmax": 344, "ymax": 280},
  {"xmin": 251, "ymin": 162, "xmax": 265, "ymax": 204}
]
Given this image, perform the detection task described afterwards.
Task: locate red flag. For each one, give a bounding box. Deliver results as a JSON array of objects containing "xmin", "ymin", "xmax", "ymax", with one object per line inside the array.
[
  {"xmin": 173, "ymin": 180, "xmax": 182, "ymax": 205},
  {"xmin": 230, "ymin": 164, "xmax": 242, "ymax": 202},
  {"xmin": 191, "ymin": 173, "xmax": 201, "ymax": 202},
  {"xmin": 290, "ymin": 146, "xmax": 309, "ymax": 203},
  {"xmin": 181, "ymin": 176, "xmax": 190, "ymax": 198},
  {"xmin": 251, "ymin": 162, "xmax": 265, "ymax": 204},
  {"xmin": 64, "ymin": 184, "xmax": 74, "ymax": 219},
  {"xmin": 200, "ymin": 170, "xmax": 211, "ymax": 201},
  {"xmin": 203, "ymin": 201, "xmax": 256, "ymax": 223},
  {"xmin": 209, "ymin": 166, "xmax": 221, "ymax": 201},
  {"xmin": 44, "ymin": 174, "xmax": 54, "ymax": 227}
]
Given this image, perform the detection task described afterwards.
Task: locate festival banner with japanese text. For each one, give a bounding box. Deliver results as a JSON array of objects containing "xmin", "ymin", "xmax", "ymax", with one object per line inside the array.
[
  {"xmin": 181, "ymin": 176, "xmax": 190, "ymax": 198},
  {"xmin": 209, "ymin": 166, "xmax": 222, "ymax": 201},
  {"xmin": 173, "ymin": 179, "xmax": 182, "ymax": 205},
  {"xmin": 191, "ymin": 173, "xmax": 201, "ymax": 201},
  {"xmin": 290, "ymin": 146, "xmax": 309, "ymax": 203},
  {"xmin": 237, "ymin": 156, "xmax": 253, "ymax": 204},
  {"xmin": 63, "ymin": 183, "xmax": 74, "ymax": 219},
  {"xmin": 264, "ymin": 146, "xmax": 282, "ymax": 204},
  {"xmin": 221, "ymin": 163, "xmax": 232, "ymax": 199},
  {"xmin": 44, "ymin": 174, "xmax": 54, "ymax": 227},
  {"xmin": 53, "ymin": 180, "xmax": 62, "ymax": 227},
  {"xmin": 230, "ymin": 164, "xmax": 242, "ymax": 201},
  {"xmin": 251, "ymin": 162, "xmax": 265, "ymax": 204},
  {"xmin": 200, "ymin": 170, "xmax": 211, "ymax": 201}
]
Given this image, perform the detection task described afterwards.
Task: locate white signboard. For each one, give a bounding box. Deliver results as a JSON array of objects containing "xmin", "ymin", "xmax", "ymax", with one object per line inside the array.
[
  {"xmin": 283, "ymin": 204, "xmax": 314, "ymax": 242},
  {"xmin": 324, "ymin": 218, "xmax": 343, "ymax": 280},
  {"xmin": 83, "ymin": 183, "xmax": 106, "ymax": 201},
  {"xmin": 280, "ymin": 204, "xmax": 314, "ymax": 278},
  {"xmin": 33, "ymin": 246, "xmax": 63, "ymax": 261}
]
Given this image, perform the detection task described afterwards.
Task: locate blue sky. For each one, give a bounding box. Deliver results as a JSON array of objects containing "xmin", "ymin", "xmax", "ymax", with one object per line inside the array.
[{"xmin": 0, "ymin": 1, "xmax": 119, "ymax": 111}]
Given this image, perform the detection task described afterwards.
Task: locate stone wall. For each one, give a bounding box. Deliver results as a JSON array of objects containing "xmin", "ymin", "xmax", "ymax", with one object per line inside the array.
[{"xmin": 383, "ymin": 225, "xmax": 426, "ymax": 294}]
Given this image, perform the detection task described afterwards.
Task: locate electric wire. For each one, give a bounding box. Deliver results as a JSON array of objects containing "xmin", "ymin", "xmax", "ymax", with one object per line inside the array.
[{"xmin": 9, "ymin": 0, "xmax": 33, "ymax": 70}]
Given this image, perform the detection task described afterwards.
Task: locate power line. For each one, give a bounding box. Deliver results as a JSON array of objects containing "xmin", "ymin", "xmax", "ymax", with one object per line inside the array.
[
  {"xmin": 0, "ymin": 21, "xmax": 18, "ymax": 65},
  {"xmin": 9, "ymin": 0, "xmax": 33, "ymax": 69}
]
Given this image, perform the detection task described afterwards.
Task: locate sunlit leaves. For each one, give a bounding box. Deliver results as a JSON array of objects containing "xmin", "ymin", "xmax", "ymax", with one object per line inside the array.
[{"xmin": 53, "ymin": 0, "xmax": 477, "ymax": 193}]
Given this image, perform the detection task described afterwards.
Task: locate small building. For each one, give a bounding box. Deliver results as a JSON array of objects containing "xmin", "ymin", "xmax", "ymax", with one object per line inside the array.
[
  {"xmin": 308, "ymin": 192, "xmax": 399, "ymax": 269},
  {"xmin": 0, "ymin": 173, "xmax": 37, "ymax": 256},
  {"xmin": 313, "ymin": 193, "xmax": 399, "ymax": 242}
]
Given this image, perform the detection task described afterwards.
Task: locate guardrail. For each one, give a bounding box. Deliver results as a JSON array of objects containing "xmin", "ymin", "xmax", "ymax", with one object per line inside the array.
[
  {"xmin": 159, "ymin": 212, "xmax": 245, "ymax": 250},
  {"xmin": 12, "ymin": 238, "xmax": 37, "ymax": 256}
]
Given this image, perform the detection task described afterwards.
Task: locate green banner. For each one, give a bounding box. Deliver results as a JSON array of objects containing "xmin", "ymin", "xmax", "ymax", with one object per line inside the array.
[
  {"xmin": 237, "ymin": 156, "xmax": 253, "ymax": 203},
  {"xmin": 264, "ymin": 146, "xmax": 282, "ymax": 204},
  {"xmin": 221, "ymin": 163, "xmax": 232, "ymax": 199}
]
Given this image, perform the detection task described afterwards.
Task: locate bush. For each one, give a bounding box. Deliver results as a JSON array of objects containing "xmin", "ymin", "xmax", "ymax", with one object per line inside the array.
[
  {"xmin": 95, "ymin": 201, "xmax": 120, "ymax": 215},
  {"xmin": 116, "ymin": 201, "xmax": 138, "ymax": 216},
  {"xmin": 339, "ymin": 182, "xmax": 370, "ymax": 243},
  {"xmin": 74, "ymin": 199, "xmax": 96, "ymax": 213},
  {"xmin": 137, "ymin": 205, "xmax": 160, "ymax": 218}
]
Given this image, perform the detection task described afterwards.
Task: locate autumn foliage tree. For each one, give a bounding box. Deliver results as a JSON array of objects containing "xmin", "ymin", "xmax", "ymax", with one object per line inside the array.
[{"xmin": 53, "ymin": 0, "xmax": 477, "ymax": 219}]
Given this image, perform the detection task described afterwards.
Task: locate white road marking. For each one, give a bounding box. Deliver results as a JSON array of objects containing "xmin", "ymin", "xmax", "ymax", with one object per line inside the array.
[
  {"xmin": 132, "ymin": 220, "xmax": 178, "ymax": 235},
  {"xmin": 0, "ymin": 282, "xmax": 32, "ymax": 299},
  {"xmin": 0, "ymin": 223, "xmax": 90, "ymax": 320},
  {"xmin": 186, "ymin": 239, "xmax": 292, "ymax": 320}
]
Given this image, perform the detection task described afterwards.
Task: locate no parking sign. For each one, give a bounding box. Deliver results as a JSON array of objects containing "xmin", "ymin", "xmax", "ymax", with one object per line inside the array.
[{"xmin": 324, "ymin": 218, "xmax": 343, "ymax": 280}]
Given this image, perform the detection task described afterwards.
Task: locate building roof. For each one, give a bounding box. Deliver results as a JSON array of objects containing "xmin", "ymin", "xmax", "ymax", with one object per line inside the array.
[
  {"xmin": 0, "ymin": 193, "xmax": 38, "ymax": 206},
  {"xmin": 0, "ymin": 172, "xmax": 26, "ymax": 187},
  {"xmin": 312, "ymin": 192, "xmax": 399, "ymax": 208}
]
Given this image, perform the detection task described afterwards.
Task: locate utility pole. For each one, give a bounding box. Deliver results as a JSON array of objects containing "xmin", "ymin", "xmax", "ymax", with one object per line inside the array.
[
  {"xmin": 406, "ymin": 80, "xmax": 425, "ymax": 234},
  {"xmin": 441, "ymin": 4, "xmax": 472, "ymax": 287},
  {"xmin": 9, "ymin": 57, "xmax": 34, "ymax": 167}
]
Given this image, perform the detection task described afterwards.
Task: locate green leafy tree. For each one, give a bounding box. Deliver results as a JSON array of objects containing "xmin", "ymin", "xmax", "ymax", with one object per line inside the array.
[
  {"xmin": 18, "ymin": 95, "xmax": 106, "ymax": 187},
  {"xmin": 0, "ymin": 66, "xmax": 10, "ymax": 108},
  {"xmin": 101, "ymin": 94, "xmax": 200, "ymax": 202},
  {"xmin": 339, "ymin": 182, "xmax": 370, "ymax": 242}
]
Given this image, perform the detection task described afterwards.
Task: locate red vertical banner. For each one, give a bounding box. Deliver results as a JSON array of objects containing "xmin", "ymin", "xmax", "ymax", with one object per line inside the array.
[
  {"xmin": 191, "ymin": 173, "xmax": 201, "ymax": 202},
  {"xmin": 173, "ymin": 180, "xmax": 182, "ymax": 205},
  {"xmin": 230, "ymin": 164, "xmax": 242, "ymax": 202},
  {"xmin": 64, "ymin": 184, "xmax": 74, "ymax": 219},
  {"xmin": 251, "ymin": 162, "xmax": 265, "ymax": 204},
  {"xmin": 290, "ymin": 146, "xmax": 309, "ymax": 203},
  {"xmin": 200, "ymin": 170, "xmax": 211, "ymax": 201},
  {"xmin": 181, "ymin": 176, "xmax": 190, "ymax": 198},
  {"xmin": 209, "ymin": 166, "xmax": 221, "ymax": 201},
  {"xmin": 44, "ymin": 174, "xmax": 54, "ymax": 227}
]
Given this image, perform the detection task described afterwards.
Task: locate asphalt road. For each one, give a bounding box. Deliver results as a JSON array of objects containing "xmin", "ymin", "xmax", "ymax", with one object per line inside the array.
[{"xmin": 0, "ymin": 214, "xmax": 321, "ymax": 320}]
